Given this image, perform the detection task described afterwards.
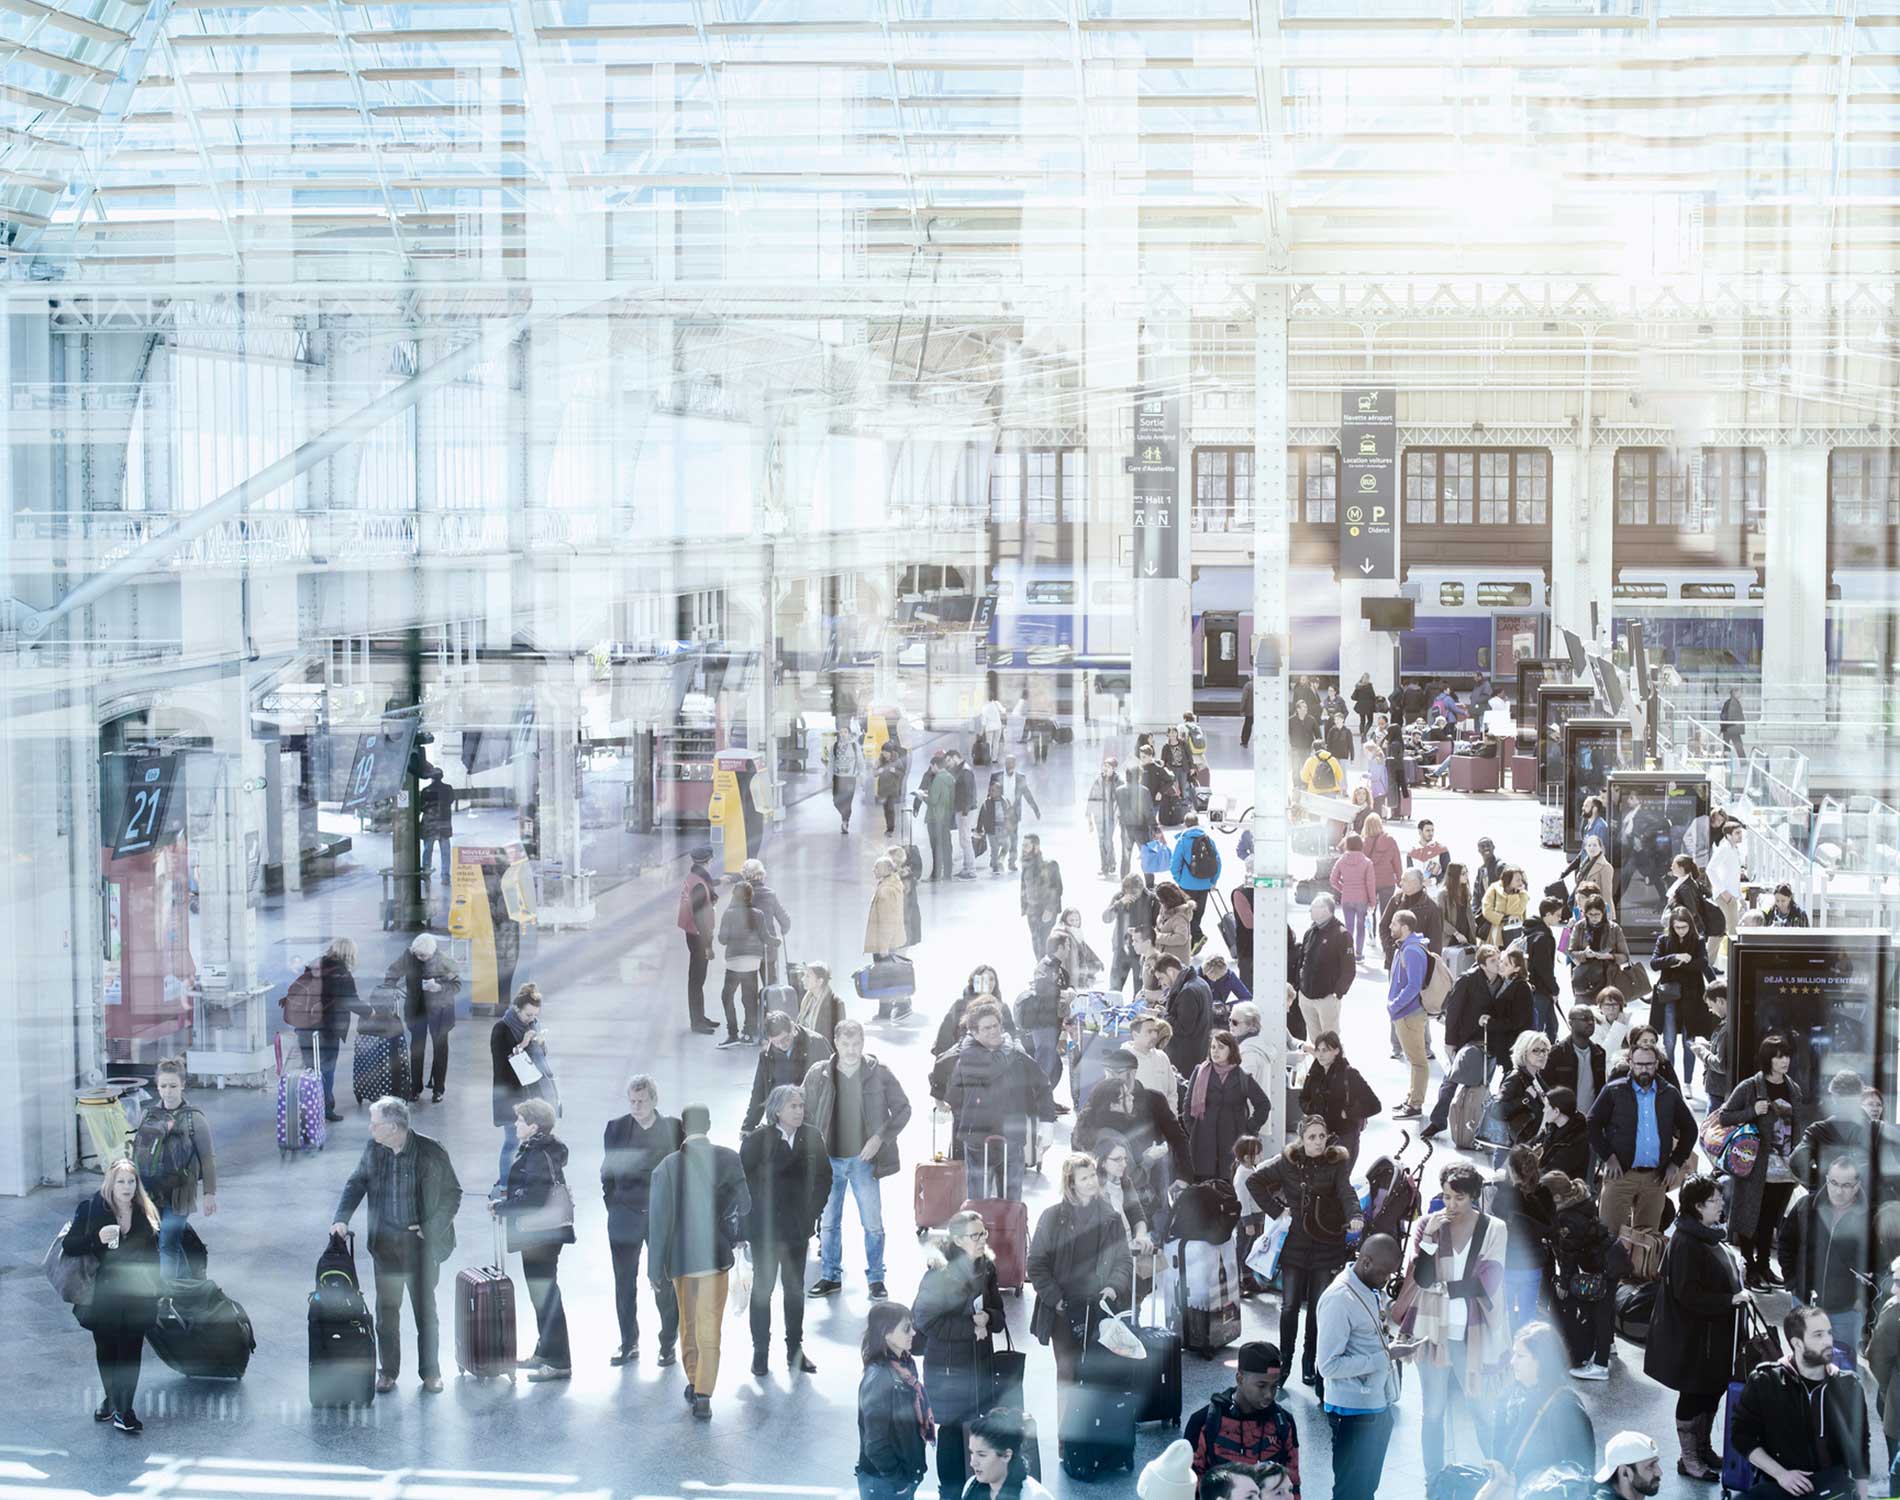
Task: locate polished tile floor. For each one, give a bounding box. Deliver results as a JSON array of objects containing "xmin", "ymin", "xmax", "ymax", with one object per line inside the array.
[{"xmin": 0, "ymin": 716, "xmax": 1875, "ymax": 1498}]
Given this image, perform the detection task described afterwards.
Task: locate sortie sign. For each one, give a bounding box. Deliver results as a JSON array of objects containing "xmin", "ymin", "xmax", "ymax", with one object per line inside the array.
[
  {"xmin": 1340, "ymin": 387, "xmax": 1397, "ymax": 580},
  {"xmin": 1131, "ymin": 391, "xmax": 1180, "ymax": 581}
]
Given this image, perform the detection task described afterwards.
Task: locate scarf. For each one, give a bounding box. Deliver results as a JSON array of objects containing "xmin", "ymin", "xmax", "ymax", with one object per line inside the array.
[
  {"xmin": 889, "ymin": 1353, "xmax": 935, "ymax": 1444},
  {"xmin": 501, "ymin": 1007, "xmax": 548, "ymax": 1076},
  {"xmin": 1190, "ymin": 1060, "xmax": 1235, "ymax": 1120}
]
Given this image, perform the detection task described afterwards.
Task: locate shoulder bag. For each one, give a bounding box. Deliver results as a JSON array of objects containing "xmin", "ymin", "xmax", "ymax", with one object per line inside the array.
[{"xmin": 42, "ymin": 1221, "xmax": 95, "ymax": 1307}]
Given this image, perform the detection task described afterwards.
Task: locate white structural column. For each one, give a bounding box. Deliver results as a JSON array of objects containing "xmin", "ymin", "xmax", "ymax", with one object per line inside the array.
[
  {"xmin": 1251, "ymin": 286, "xmax": 1290, "ymax": 1150},
  {"xmin": 1129, "ymin": 292, "xmax": 1194, "ymax": 733},
  {"xmin": 1761, "ymin": 446, "xmax": 1829, "ymax": 717},
  {"xmin": 1336, "ymin": 578, "xmax": 1392, "ymax": 699},
  {"xmin": 534, "ymin": 661, "xmax": 596, "ymax": 927}
]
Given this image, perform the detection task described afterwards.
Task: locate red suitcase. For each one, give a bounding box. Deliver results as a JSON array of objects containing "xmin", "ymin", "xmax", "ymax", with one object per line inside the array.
[
  {"xmin": 961, "ymin": 1137, "xmax": 1029, "ymax": 1293},
  {"xmin": 454, "ymin": 1222, "xmax": 518, "ymax": 1380},
  {"xmin": 914, "ymin": 1108, "xmax": 965, "ymax": 1236}
]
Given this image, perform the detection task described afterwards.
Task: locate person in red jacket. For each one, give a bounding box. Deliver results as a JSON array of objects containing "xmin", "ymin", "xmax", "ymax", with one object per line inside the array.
[{"xmin": 1184, "ymin": 1341, "xmax": 1302, "ymax": 1490}]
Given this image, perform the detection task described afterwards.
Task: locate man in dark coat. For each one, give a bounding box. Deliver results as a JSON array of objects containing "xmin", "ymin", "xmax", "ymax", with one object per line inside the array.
[
  {"xmin": 1732, "ymin": 1305, "xmax": 1870, "ymax": 1494},
  {"xmin": 738, "ymin": 1085, "xmax": 832, "ymax": 1376},
  {"xmin": 1157, "ymin": 956, "xmax": 1214, "ymax": 1076},
  {"xmin": 330, "ymin": 1096, "xmax": 462, "ymax": 1393},
  {"xmin": 385, "ymin": 933, "xmax": 461, "ymax": 1104},
  {"xmin": 1421, "ymin": 948, "xmax": 1500, "ymax": 1141},
  {"xmin": 601, "ymin": 1073, "xmax": 684, "ymax": 1365},
  {"xmin": 1543, "ymin": 1003, "xmax": 1607, "ymax": 1119},
  {"xmin": 1778, "ymin": 1158, "xmax": 1872, "ymax": 1358},
  {"xmin": 418, "ymin": 766, "xmax": 456, "ymax": 890},
  {"xmin": 1116, "ymin": 757, "xmax": 1162, "ymax": 879},
  {"xmin": 951, "ymin": 750, "xmax": 979, "ymax": 879},
  {"xmin": 1379, "ymin": 869, "xmax": 1443, "ymax": 967},
  {"xmin": 943, "ymin": 1002, "xmax": 1058, "ymax": 1202},
  {"xmin": 1294, "ymin": 894, "xmax": 1356, "ymax": 1042},
  {"xmin": 1072, "ymin": 1050, "xmax": 1189, "ymax": 1177},
  {"xmin": 1523, "ymin": 896, "xmax": 1565, "ymax": 1038}
]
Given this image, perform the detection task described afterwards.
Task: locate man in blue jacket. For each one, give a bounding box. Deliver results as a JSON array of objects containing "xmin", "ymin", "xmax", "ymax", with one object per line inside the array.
[
  {"xmin": 1170, "ymin": 814, "xmax": 1224, "ymax": 950},
  {"xmin": 1386, "ymin": 912, "xmax": 1430, "ymax": 1119}
]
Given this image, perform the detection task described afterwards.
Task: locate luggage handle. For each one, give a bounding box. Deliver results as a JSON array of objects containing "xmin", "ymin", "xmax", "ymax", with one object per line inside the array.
[{"xmin": 492, "ymin": 1212, "xmax": 508, "ymax": 1271}]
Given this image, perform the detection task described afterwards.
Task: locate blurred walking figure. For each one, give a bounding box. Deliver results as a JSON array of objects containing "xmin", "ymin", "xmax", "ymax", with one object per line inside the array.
[
  {"xmin": 647, "ymin": 1103, "xmax": 751, "ymax": 1420},
  {"xmin": 131, "ymin": 1056, "xmax": 218, "ymax": 1283}
]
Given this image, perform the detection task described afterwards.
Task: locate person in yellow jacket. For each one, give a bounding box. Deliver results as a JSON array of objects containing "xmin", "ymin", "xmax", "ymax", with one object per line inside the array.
[
  {"xmin": 1480, "ymin": 865, "xmax": 1531, "ymax": 946},
  {"xmin": 1300, "ymin": 743, "xmax": 1346, "ymax": 797}
]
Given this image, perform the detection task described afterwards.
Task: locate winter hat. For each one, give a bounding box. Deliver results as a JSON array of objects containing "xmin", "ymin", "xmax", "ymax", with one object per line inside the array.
[{"xmin": 1136, "ymin": 1440, "xmax": 1197, "ymax": 1500}]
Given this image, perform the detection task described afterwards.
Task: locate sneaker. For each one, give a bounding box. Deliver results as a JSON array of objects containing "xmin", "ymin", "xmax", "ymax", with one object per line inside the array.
[
  {"xmin": 692, "ymin": 1394, "xmax": 713, "ymax": 1420},
  {"xmin": 1417, "ymin": 1123, "xmax": 1443, "ymax": 1141},
  {"xmin": 1392, "ymin": 1105, "xmax": 1423, "ymax": 1120},
  {"xmin": 325, "ymin": 1110, "xmax": 344, "ymax": 1123},
  {"xmin": 611, "ymin": 1345, "xmax": 638, "ymax": 1367},
  {"xmin": 739, "ymin": 1033, "xmax": 756, "ymax": 1045},
  {"xmin": 683, "ymin": 1383, "xmax": 697, "ymax": 1404},
  {"xmin": 691, "ymin": 1021, "xmax": 719, "ymax": 1034},
  {"xmin": 527, "ymin": 1365, "xmax": 571, "ymax": 1383},
  {"xmin": 657, "ymin": 1347, "xmax": 677, "ymax": 1367},
  {"xmin": 1569, "ymin": 1362, "xmax": 1610, "ymax": 1382},
  {"xmin": 375, "ymin": 1376, "xmax": 398, "ymax": 1394},
  {"xmin": 868, "ymin": 1281, "xmax": 889, "ymax": 1300},
  {"xmin": 431, "ymin": 1092, "xmax": 444, "ymax": 1104},
  {"xmin": 420, "ymin": 1377, "xmax": 444, "ymax": 1394},
  {"xmin": 94, "ymin": 1399, "xmax": 113, "ymax": 1422},
  {"xmin": 716, "ymin": 1036, "xmax": 745, "ymax": 1050},
  {"xmin": 807, "ymin": 1278, "xmax": 843, "ymax": 1297},
  {"xmin": 112, "ymin": 1410, "xmax": 143, "ymax": 1434}
]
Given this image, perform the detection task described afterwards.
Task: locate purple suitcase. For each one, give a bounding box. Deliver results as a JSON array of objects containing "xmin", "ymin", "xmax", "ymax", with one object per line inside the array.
[
  {"xmin": 275, "ymin": 1038, "xmax": 326, "ymax": 1157},
  {"xmin": 455, "ymin": 1222, "xmax": 518, "ymax": 1380}
]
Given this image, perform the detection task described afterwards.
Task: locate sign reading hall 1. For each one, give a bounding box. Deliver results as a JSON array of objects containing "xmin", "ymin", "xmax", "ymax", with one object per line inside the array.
[
  {"xmin": 1130, "ymin": 392, "xmax": 1180, "ymax": 581},
  {"xmin": 1340, "ymin": 387, "xmax": 1397, "ymax": 581}
]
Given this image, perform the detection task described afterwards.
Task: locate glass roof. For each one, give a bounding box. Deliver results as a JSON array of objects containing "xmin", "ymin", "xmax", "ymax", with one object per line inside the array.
[{"xmin": 5, "ymin": 0, "xmax": 1900, "ymax": 284}]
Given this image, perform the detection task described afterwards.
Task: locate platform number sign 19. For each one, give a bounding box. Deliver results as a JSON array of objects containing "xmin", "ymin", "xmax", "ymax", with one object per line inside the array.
[{"xmin": 112, "ymin": 753, "xmax": 178, "ymax": 859}]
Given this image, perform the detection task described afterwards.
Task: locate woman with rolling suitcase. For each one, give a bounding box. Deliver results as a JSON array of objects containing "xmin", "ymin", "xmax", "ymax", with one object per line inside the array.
[
  {"xmin": 492, "ymin": 1097, "xmax": 574, "ymax": 1382},
  {"xmin": 64, "ymin": 1157, "xmax": 163, "ymax": 1433}
]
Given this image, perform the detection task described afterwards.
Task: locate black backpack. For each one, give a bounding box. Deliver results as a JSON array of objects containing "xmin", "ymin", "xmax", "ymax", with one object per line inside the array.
[{"xmin": 1186, "ymin": 832, "xmax": 1219, "ymax": 883}]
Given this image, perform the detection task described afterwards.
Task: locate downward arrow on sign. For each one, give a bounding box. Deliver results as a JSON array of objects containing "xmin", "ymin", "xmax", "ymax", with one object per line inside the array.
[
  {"xmin": 1360, "ymin": 559, "xmax": 1375, "ymax": 575},
  {"xmin": 1145, "ymin": 564, "xmax": 1158, "ymax": 576}
]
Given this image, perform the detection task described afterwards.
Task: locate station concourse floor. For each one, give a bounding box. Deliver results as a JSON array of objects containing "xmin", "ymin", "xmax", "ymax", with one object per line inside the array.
[{"xmin": 0, "ymin": 719, "xmax": 1878, "ymax": 1500}]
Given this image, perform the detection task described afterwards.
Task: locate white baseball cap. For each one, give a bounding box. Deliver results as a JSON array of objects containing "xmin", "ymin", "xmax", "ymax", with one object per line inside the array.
[{"xmin": 1596, "ymin": 1430, "xmax": 1660, "ymax": 1483}]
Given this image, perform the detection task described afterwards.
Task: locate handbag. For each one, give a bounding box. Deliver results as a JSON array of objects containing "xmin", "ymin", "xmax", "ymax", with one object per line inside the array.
[
  {"xmin": 1474, "ymin": 1093, "xmax": 1515, "ymax": 1150},
  {"xmin": 1245, "ymin": 1211, "xmax": 1292, "ymax": 1284},
  {"xmin": 1139, "ymin": 838, "xmax": 1170, "ymax": 875},
  {"xmin": 1614, "ymin": 961, "xmax": 1653, "ymax": 999},
  {"xmin": 1449, "ymin": 1043, "xmax": 1486, "ymax": 1089},
  {"xmin": 1651, "ymin": 976, "xmax": 1683, "ymax": 1008},
  {"xmin": 1617, "ymin": 1210, "xmax": 1664, "ymax": 1282},
  {"xmin": 1734, "ymin": 1299, "xmax": 1782, "ymax": 1381},
  {"xmin": 985, "ymin": 1322, "xmax": 1027, "ymax": 1411},
  {"xmin": 508, "ymin": 1051, "xmax": 544, "ymax": 1087},
  {"xmin": 41, "ymin": 1221, "xmax": 95, "ymax": 1308},
  {"xmin": 504, "ymin": 1177, "xmax": 575, "ymax": 1251}
]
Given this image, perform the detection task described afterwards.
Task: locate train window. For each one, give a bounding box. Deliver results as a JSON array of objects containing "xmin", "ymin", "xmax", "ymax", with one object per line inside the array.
[
  {"xmin": 1476, "ymin": 582, "xmax": 1533, "ymax": 606},
  {"xmin": 1439, "ymin": 582, "xmax": 1466, "ymax": 606},
  {"xmin": 1025, "ymin": 581, "xmax": 1074, "ymax": 605},
  {"xmin": 1681, "ymin": 583, "xmax": 1735, "ymax": 600}
]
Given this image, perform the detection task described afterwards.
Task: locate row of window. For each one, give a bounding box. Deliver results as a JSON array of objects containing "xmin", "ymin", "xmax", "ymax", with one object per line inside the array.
[{"xmin": 981, "ymin": 443, "xmax": 1892, "ymax": 535}]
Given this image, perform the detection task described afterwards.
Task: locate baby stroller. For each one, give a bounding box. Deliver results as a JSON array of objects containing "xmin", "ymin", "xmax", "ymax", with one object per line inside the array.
[{"xmin": 1362, "ymin": 1131, "xmax": 1433, "ymax": 1292}]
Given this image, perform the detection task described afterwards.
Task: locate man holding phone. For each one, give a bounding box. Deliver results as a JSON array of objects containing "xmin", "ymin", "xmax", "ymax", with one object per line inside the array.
[{"xmin": 1315, "ymin": 1234, "xmax": 1418, "ymax": 1500}]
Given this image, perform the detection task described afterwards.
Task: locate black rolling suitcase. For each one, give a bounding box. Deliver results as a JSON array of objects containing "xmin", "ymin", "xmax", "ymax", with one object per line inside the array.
[
  {"xmin": 1058, "ymin": 1312, "xmax": 1141, "ymax": 1479},
  {"xmin": 1130, "ymin": 1297, "xmax": 1183, "ymax": 1426},
  {"xmin": 309, "ymin": 1231, "xmax": 378, "ymax": 1407}
]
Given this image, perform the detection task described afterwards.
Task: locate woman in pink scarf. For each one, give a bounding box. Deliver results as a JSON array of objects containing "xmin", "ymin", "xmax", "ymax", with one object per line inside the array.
[{"xmin": 1184, "ymin": 1030, "xmax": 1270, "ymax": 1182}]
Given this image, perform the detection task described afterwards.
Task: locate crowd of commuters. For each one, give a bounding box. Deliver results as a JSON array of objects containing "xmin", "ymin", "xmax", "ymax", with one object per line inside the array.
[{"xmin": 48, "ymin": 684, "xmax": 1894, "ymax": 1500}]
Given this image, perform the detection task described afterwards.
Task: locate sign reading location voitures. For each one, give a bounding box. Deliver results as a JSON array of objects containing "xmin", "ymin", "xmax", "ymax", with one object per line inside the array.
[
  {"xmin": 1131, "ymin": 391, "xmax": 1180, "ymax": 581},
  {"xmin": 1340, "ymin": 387, "xmax": 1397, "ymax": 581}
]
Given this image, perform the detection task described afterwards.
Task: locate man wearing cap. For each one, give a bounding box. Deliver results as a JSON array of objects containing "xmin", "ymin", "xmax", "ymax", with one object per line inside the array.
[
  {"xmin": 1185, "ymin": 1341, "xmax": 1302, "ymax": 1488},
  {"xmin": 677, "ymin": 847, "xmax": 719, "ymax": 1035},
  {"xmin": 1592, "ymin": 1431, "xmax": 1663, "ymax": 1499},
  {"xmin": 646, "ymin": 1103, "xmax": 750, "ymax": 1420},
  {"xmin": 1072, "ymin": 1048, "xmax": 1188, "ymax": 1179}
]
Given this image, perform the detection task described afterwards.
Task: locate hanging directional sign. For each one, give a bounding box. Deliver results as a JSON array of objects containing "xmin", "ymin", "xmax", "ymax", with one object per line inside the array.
[
  {"xmin": 1131, "ymin": 392, "xmax": 1180, "ymax": 581},
  {"xmin": 1340, "ymin": 386, "xmax": 1397, "ymax": 580}
]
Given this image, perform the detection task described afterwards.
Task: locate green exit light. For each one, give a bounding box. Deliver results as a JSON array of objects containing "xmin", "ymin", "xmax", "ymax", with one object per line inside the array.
[{"xmin": 1253, "ymin": 876, "xmax": 1286, "ymax": 889}]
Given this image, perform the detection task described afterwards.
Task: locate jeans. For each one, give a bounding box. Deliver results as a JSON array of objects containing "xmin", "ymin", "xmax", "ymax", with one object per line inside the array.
[
  {"xmin": 1095, "ymin": 816, "xmax": 1115, "ymax": 874},
  {"xmin": 1532, "ymin": 989, "xmax": 1559, "ymax": 1040},
  {"xmin": 1188, "ymin": 886, "xmax": 1210, "ymax": 942},
  {"xmin": 1504, "ymin": 1266, "xmax": 1544, "ymax": 1333},
  {"xmin": 1026, "ymin": 1026, "xmax": 1061, "ymax": 1087},
  {"xmin": 297, "ymin": 1028, "xmax": 342, "ymax": 1112},
  {"xmin": 422, "ymin": 834, "xmax": 451, "ymax": 890},
  {"xmin": 1419, "ymin": 1337, "xmax": 1485, "ymax": 1476},
  {"xmin": 881, "ymin": 797, "xmax": 898, "ymax": 835},
  {"xmin": 962, "ymin": 1135, "xmax": 1026, "ymax": 1203},
  {"xmin": 721, "ymin": 968, "xmax": 760, "ymax": 1040},
  {"xmin": 498, "ymin": 1122, "xmax": 518, "ymax": 1188},
  {"xmin": 1109, "ymin": 943, "xmax": 1139, "ymax": 995},
  {"xmin": 1660, "ymin": 999, "xmax": 1698, "ymax": 1091},
  {"xmin": 1328, "ymin": 1406, "xmax": 1395, "ymax": 1500},
  {"xmin": 407, "ymin": 1008, "xmax": 451, "ymax": 1099},
  {"xmin": 157, "ymin": 1207, "xmax": 192, "ymax": 1282},
  {"xmin": 371, "ymin": 1235, "xmax": 442, "ymax": 1380},
  {"xmin": 1342, "ymin": 903, "xmax": 1369, "ymax": 957},
  {"xmin": 1826, "ymin": 1307, "xmax": 1862, "ymax": 1368},
  {"xmin": 857, "ymin": 1475, "xmax": 918, "ymax": 1500},
  {"xmin": 520, "ymin": 1244, "xmax": 571, "ymax": 1367},
  {"xmin": 675, "ymin": 1270, "xmax": 729, "ymax": 1396},
  {"xmin": 684, "ymin": 934, "xmax": 711, "ymax": 1027},
  {"xmin": 1280, "ymin": 1261, "xmax": 1330, "ymax": 1377},
  {"xmin": 820, "ymin": 1154, "xmax": 888, "ymax": 1283},
  {"xmin": 610, "ymin": 1226, "xmax": 678, "ymax": 1352},
  {"xmin": 749, "ymin": 1237, "xmax": 808, "ymax": 1354}
]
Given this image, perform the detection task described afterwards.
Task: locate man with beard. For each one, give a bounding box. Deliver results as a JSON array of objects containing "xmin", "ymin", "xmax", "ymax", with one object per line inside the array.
[
  {"xmin": 1592, "ymin": 1431, "xmax": 1663, "ymax": 1500},
  {"xmin": 1733, "ymin": 1305, "xmax": 1871, "ymax": 1500}
]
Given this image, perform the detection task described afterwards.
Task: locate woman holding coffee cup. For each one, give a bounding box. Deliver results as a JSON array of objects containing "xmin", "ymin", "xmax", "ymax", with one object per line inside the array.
[{"xmin": 62, "ymin": 1157, "xmax": 164, "ymax": 1433}]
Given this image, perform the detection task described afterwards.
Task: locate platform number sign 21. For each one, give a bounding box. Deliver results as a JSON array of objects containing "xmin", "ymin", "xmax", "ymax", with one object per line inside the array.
[{"xmin": 113, "ymin": 754, "xmax": 178, "ymax": 859}]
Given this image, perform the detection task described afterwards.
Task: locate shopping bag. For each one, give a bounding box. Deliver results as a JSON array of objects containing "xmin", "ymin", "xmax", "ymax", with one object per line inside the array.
[
  {"xmin": 508, "ymin": 1051, "xmax": 544, "ymax": 1087},
  {"xmin": 1245, "ymin": 1212, "xmax": 1291, "ymax": 1284},
  {"xmin": 1140, "ymin": 839, "xmax": 1170, "ymax": 875}
]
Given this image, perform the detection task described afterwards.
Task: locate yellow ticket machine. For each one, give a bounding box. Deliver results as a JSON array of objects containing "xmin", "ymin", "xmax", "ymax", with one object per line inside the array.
[
  {"xmin": 449, "ymin": 843, "xmax": 536, "ymax": 1014},
  {"xmin": 707, "ymin": 749, "xmax": 764, "ymax": 874}
]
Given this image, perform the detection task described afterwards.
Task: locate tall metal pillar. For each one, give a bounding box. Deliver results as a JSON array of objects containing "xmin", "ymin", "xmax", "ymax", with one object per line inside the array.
[
  {"xmin": 1129, "ymin": 300, "xmax": 1193, "ymax": 733},
  {"xmin": 1251, "ymin": 285, "xmax": 1291, "ymax": 1150}
]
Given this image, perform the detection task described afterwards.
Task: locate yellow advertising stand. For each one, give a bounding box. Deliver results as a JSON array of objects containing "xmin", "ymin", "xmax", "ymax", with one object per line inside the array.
[
  {"xmin": 707, "ymin": 749, "xmax": 764, "ymax": 875},
  {"xmin": 862, "ymin": 710, "xmax": 892, "ymax": 763},
  {"xmin": 449, "ymin": 843, "xmax": 536, "ymax": 1015}
]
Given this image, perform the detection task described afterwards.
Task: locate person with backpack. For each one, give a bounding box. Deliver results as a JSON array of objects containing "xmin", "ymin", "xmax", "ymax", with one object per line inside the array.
[
  {"xmin": 1386, "ymin": 911, "xmax": 1432, "ymax": 1120},
  {"xmin": 1117, "ymin": 751, "xmax": 1163, "ymax": 881},
  {"xmin": 131, "ymin": 1056, "xmax": 219, "ymax": 1282},
  {"xmin": 678, "ymin": 846, "xmax": 720, "ymax": 1036},
  {"xmin": 717, "ymin": 881, "xmax": 768, "ymax": 1048},
  {"xmin": 1170, "ymin": 815, "xmax": 1223, "ymax": 948},
  {"xmin": 1301, "ymin": 740, "xmax": 1346, "ymax": 797},
  {"xmin": 283, "ymin": 937, "xmax": 358, "ymax": 1121},
  {"xmin": 1523, "ymin": 897, "xmax": 1565, "ymax": 1040}
]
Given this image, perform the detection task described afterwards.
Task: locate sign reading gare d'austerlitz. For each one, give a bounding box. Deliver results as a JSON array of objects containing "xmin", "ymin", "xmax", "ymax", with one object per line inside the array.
[{"xmin": 1340, "ymin": 386, "xmax": 1397, "ymax": 581}]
